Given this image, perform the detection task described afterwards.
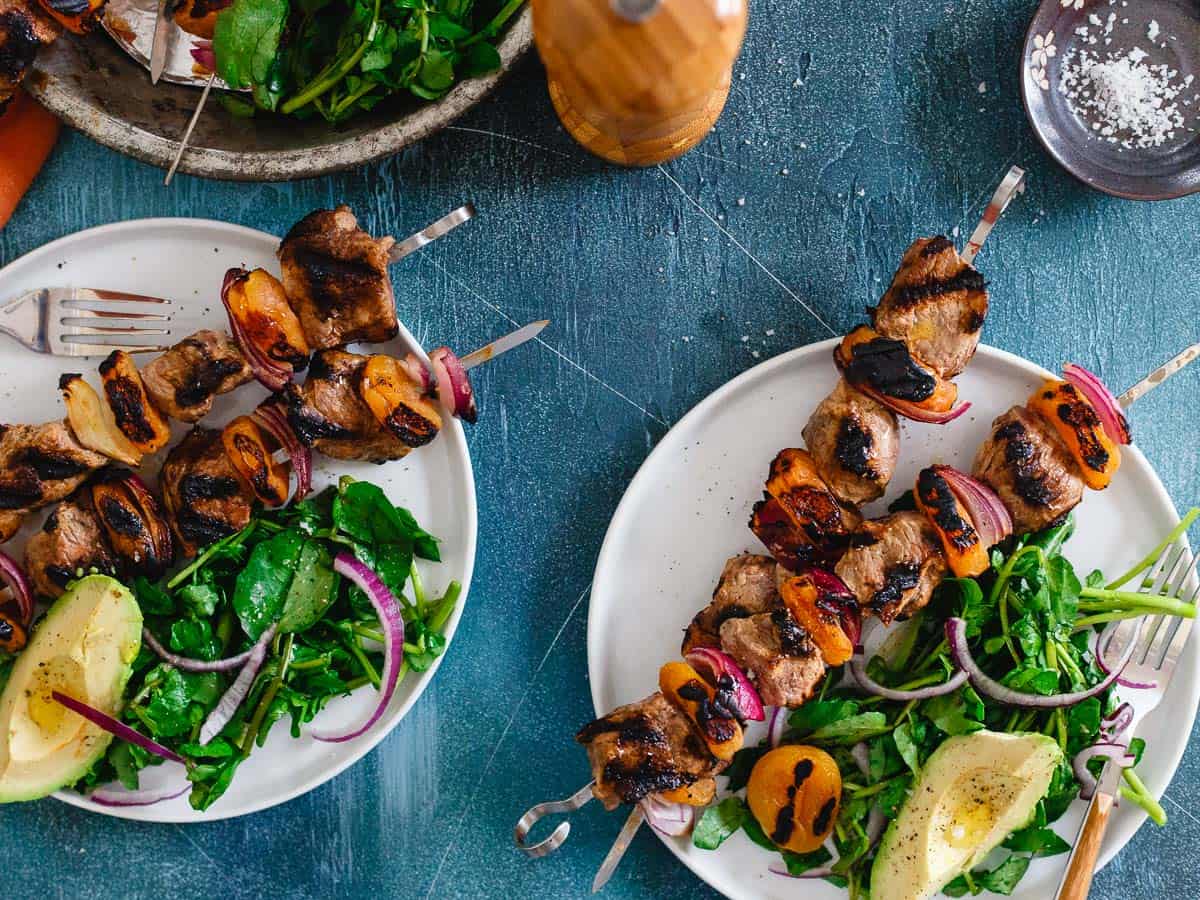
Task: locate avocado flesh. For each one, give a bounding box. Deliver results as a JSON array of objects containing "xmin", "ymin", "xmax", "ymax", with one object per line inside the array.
[
  {"xmin": 0, "ymin": 575, "xmax": 142, "ymax": 803},
  {"xmin": 871, "ymin": 730, "xmax": 1063, "ymax": 900}
]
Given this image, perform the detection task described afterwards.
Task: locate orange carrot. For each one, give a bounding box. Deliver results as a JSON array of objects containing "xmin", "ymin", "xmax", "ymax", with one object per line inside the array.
[{"xmin": 0, "ymin": 90, "xmax": 61, "ymax": 229}]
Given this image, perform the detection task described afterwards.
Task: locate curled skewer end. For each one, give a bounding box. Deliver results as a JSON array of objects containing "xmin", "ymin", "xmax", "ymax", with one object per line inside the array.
[
  {"xmin": 961, "ymin": 165, "xmax": 1027, "ymax": 265},
  {"xmin": 514, "ymin": 781, "xmax": 595, "ymax": 858}
]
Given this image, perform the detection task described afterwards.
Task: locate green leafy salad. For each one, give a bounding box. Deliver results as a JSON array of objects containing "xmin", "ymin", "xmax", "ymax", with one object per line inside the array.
[
  {"xmin": 213, "ymin": 0, "xmax": 524, "ymax": 123},
  {"xmin": 693, "ymin": 510, "xmax": 1199, "ymax": 899},
  {"xmin": 76, "ymin": 477, "xmax": 458, "ymax": 811}
]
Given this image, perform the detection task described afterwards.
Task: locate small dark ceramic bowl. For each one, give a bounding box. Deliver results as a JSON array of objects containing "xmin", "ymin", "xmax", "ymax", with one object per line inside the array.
[
  {"xmin": 1021, "ymin": 0, "xmax": 1200, "ymax": 200},
  {"xmin": 25, "ymin": 9, "xmax": 532, "ymax": 182}
]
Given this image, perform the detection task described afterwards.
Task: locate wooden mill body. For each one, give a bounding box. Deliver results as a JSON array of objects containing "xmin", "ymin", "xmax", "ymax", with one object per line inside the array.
[{"xmin": 531, "ymin": 0, "xmax": 749, "ymax": 166}]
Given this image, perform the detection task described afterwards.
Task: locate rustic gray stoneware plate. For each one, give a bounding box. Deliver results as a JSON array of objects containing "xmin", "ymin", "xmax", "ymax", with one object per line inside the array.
[{"xmin": 24, "ymin": 9, "xmax": 532, "ymax": 182}]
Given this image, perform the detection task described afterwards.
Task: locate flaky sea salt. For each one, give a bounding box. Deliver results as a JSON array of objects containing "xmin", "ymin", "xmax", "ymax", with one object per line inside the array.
[{"xmin": 1059, "ymin": 47, "xmax": 1187, "ymax": 148}]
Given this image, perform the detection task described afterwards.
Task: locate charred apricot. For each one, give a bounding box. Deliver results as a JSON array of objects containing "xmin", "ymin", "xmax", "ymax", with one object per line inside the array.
[
  {"xmin": 658, "ymin": 661, "xmax": 743, "ymax": 761},
  {"xmin": 747, "ymin": 745, "xmax": 841, "ymax": 854},
  {"xmin": 779, "ymin": 575, "xmax": 854, "ymax": 666},
  {"xmin": 1028, "ymin": 379, "xmax": 1120, "ymax": 490},
  {"xmin": 914, "ymin": 467, "xmax": 989, "ymax": 577}
]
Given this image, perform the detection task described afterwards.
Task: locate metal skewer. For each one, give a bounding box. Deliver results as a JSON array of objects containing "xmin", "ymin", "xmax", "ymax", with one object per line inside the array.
[
  {"xmin": 962, "ymin": 165, "xmax": 1026, "ymax": 265},
  {"xmin": 149, "ymin": 0, "xmax": 173, "ymax": 85},
  {"xmin": 164, "ymin": 71, "xmax": 215, "ymax": 186}
]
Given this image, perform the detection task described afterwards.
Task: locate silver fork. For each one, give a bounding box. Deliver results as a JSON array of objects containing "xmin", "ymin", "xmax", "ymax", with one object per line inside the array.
[
  {"xmin": 1054, "ymin": 541, "xmax": 1198, "ymax": 900},
  {"xmin": 0, "ymin": 287, "xmax": 173, "ymax": 357}
]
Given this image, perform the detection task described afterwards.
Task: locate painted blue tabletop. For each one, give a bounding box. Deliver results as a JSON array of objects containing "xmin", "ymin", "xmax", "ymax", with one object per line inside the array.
[{"xmin": 3, "ymin": 2, "xmax": 1200, "ymax": 898}]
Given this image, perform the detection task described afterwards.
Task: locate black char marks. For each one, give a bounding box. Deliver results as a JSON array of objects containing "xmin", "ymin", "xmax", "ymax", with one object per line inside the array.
[
  {"xmin": 844, "ymin": 337, "xmax": 936, "ymax": 402},
  {"xmin": 868, "ymin": 561, "xmax": 921, "ymax": 615},
  {"xmin": 915, "ymin": 468, "xmax": 977, "ymax": 550},
  {"xmin": 835, "ymin": 416, "xmax": 874, "ymax": 479}
]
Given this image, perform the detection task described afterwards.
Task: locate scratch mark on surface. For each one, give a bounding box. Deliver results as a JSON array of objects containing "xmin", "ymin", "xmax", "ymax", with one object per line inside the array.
[
  {"xmin": 422, "ymin": 585, "xmax": 593, "ymax": 900},
  {"xmin": 656, "ymin": 163, "xmax": 838, "ymax": 337},
  {"xmin": 444, "ymin": 126, "xmax": 575, "ymax": 159},
  {"xmin": 423, "ymin": 256, "xmax": 669, "ymax": 427},
  {"xmin": 1164, "ymin": 794, "xmax": 1200, "ymax": 828},
  {"xmin": 684, "ymin": 149, "xmax": 783, "ymax": 175},
  {"xmin": 172, "ymin": 825, "xmax": 224, "ymax": 875}
]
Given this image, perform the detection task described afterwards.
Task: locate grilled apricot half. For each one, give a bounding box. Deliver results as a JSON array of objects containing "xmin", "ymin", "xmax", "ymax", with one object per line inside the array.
[
  {"xmin": 222, "ymin": 416, "xmax": 290, "ymax": 507},
  {"xmin": 836, "ymin": 325, "xmax": 958, "ymax": 412},
  {"xmin": 779, "ymin": 574, "xmax": 854, "ymax": 666},
  {"xmin": 359, "ymin": 355, "xmax": 443, "ymax": 448},
  {"xmin": 747, "ymin": 745, "xmax": 841, "ymax": 854},
  {"xmin": 658, "ymin": 661, "xmax": 743, "ymax": 761},
  {"xmin": 914, "ymin": 467, "xmax": 989, "ymax": 577},
  {"xmin": 1028, "ymin": 379, "xmax": 1120, "ymax": 490}
]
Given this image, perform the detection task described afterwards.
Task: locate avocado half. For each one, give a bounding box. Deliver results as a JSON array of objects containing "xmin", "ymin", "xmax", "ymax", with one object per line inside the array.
[
  {"xmin": 0, "ymin": 575, "xmax": 142, "ymax": 803},
  {"xmin": 871, "ymin": 729, "xmax": 1063, "ymax": 900}
]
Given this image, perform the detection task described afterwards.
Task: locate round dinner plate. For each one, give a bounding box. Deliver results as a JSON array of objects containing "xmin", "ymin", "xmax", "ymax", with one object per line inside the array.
[
  {"xmin": 0, "ymin": 219, "xmax": 477, "ymax": 821},
  {"xmin": 588, "ymin": 340, "xmax": 1198, "ymax": 899}
]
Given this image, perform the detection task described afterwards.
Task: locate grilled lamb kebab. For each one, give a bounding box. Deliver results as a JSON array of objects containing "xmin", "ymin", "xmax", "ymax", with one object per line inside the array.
[
  {"xmin": 0, "ymin": 422, "xmax": 108, "ymax": 540},
  {"xmin": 0, "ymin": 0, "xmax": 58, "ymax": 112}
]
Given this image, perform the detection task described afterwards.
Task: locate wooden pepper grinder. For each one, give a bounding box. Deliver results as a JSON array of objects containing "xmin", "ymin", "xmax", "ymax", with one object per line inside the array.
[{"xmin": 531, "ymin": 0, "xmax": 748, "ymax": 166}]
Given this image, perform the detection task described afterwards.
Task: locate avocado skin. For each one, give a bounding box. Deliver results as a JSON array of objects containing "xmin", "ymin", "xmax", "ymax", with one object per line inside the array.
[
  {"xmin": 870, "ymin": 729, "xmax": 1063, "ymax": 900},
  {"xmin": 0, "ymin": 575, "xmax": 142, "ymax": 803}
]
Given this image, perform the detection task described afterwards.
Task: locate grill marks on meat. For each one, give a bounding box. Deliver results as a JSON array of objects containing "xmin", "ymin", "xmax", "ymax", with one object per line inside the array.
[
  {"xmin": 282, "ymin": 350, "xmax": 412, "ymax": 462},
  {"xmin": 575, "ymin": 692, "xmax": 722, "ymax": 810},
  {"xmin": 278, "ymin": 206, "xmax": 398, "ymax": 350},
  {"xmin": 972, "ymin": 406, "xmax": 1084, "ymax": 534},
  {"xmin": 870, "ymin": 236, "xmax": 988, "ymax": 379},
  {"xmin": 24, "ymin": 498, "xmax": 115, "ymax": 598},
  {"xmin": 0, "ymin": 1, "xmax": 60, "ymax": 112},
  {"xmin": 802, "ymin": 379, "xmax": 899, "ymax": 506},
  {"xmin": 682, "ymin": 554, "xmax": 781, "ymax": 653},
  {"xmin": 719, "ymin": 608, "xmax": 825, "ymax": 708},
  {"xmin": 835, "ymin": 511, "xmax": 947, "ymax": 624},
  {"xmin": 160, "ymin": 427, "xmax": 254, "ymax": 557},
  {"xmin": 0, "ymin": 422, "xmax": 107, "ymax": 537},
  {"xmin": 141, "ymin": 330, "xmax": 253, "ymax": 422}
]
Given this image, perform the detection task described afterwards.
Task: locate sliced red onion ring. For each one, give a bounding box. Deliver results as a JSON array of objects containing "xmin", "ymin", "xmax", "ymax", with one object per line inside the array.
[
  {"xmin": 1073, "ymin": 742, "xmax": 1136, "ymax": 801},
  {"xmin": 946, "ymin": 617, "xmax": 1133, "ymax": 708},
  {"xmin": 429, "ymin": 347, "xmax": 478, "ymax": 423},
  {"xmin": 767, "ymin": 706, "xmax": 788, "ymax": 749},
  {"xmin": 850, "ymin": 741, "xmax": 871, "ymax": 777},
  {"xmin": 221, "ymin": 269, "xmax": 292, "ymax": 392},
  {"xmin": 398, "ymin": 353, "xmax": 432, "ymax": 393},
  {"xmin": 311, "ymin": 553, "xmax": 404, "ymax": 743},
  {"xmin": 198, "ymin": 624, "xmax": 276, "ymax": 745},
  {"xmin": 52, "ymin": 691, "xmax": 183, "ymax": 763},
  {"xmin": 142, "ymin": 626, "xmax": 252, "ymax": 673},
  {"xmin": 852, "ymin": 380, "xmax": 971, "ymax": 425},
  {"xmin": 685, "ymin": 647, "xmax": 765, "ymax": 722},
  {"xmin": 1096, "ymin": 623, "xmax": 1157, "ymax": 690},
  {"xmin": 932, "ymin": 465, "xmax": 1013, "ymax": 548},
  {"xmin": 1101, "ymin": 702, "xmax": 1135, "ymax": 742},
  {"xmin": 0, "ymin": 549, "xmax": 33, "ymax": 626},
  {"xmin": 770, "ymin": 862, "xmax": 837, "ymax": 880},
  {"xmin": 640, "ymin": 794, "xmax": 695, "ymax": 837},
  {"xmin": 805, "ymin": 568, "xmax": 862, "ymax": 646},
  {"xmin": 1063, "ymin": 363, "xmax": 1132, "ymax": 446},
  {"xmin": 189, "ymin": 42, "xmax": 216, "ymax": 72},
  {"xmin": 91, "ymin": 764, "xmax": 190, "ymax": 807},
  {"xmin": 849, "ymin": 644, "xmax": 969, "ymax": 701},
  {"xmin": 252, "ymin": 400, "xmax": 313, "ymax": 501}
]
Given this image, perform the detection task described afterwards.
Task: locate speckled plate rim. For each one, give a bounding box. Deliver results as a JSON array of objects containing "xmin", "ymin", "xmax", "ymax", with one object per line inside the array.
[
  {"xmin": 0, "ymin": 217, "xmax": 477, "ymax": 821},
  {"xmin": 27, "ymin": 10, "xmax": 532, "ymax": 182},
  {"xmin": 587, "ymin": 338, "xmax": 1199, "ymax": 898},
  {"xmin": 1020, "ymin": 0, "xmax": 1200, "ymax": 201}
]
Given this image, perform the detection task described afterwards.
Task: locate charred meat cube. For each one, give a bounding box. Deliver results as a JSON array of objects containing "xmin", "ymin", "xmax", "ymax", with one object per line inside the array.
[
  {"xmin": 25, "ymin": 499, "xmax": 115, "ymax": 598},
  {"xmin": 278, "ymin": 205, "xmax": 398, "ymax": 350},
  {"xmin": 282, "ymin": 350, "xmax": 413, "ymax": 463},
  {"xmin": 0, "ymin": 421, "xmax": 107, "ymax": 520},
  {"xmin": 0, "ymin": 1, "xmax": 60, "ymax": 113},
  {"xmin": 719, "ymin": 607, "xmax": 826, "ymax": 708},
  {"xmin": 141, "ymin": 330, "xmax": 253, "ymax": 423},
  {"xmin": 682, "ymin": 554, "xmax": 780, "ymax": 653},
  {"xmin": 575, "ymin": 692, "xmax": 722, "ymax": 810},
  {"xmin": 835, "ymin": 511, "xmax": 947, "ymax": 624},
  {"xmin": 160, "ymin": 427, "xmax": 254, "ymax": 557},
  {"xmin": 802, "ymin": 379, "xmax": 900, "ymax": 507},
  {"xmin": 0, "ymin": 510, "xmax": 22, "ymax": 542},
  {"xmin": 870, "ymin": 236, "xmax": 988, "ymax": 379},
  {"xmin": 972, "ymin": 406, "xmax": 1085, "ymax": 535}
]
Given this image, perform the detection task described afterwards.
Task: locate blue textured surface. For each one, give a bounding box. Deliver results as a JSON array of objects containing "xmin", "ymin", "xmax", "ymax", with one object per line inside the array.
[{"xmin": 3, "ymin": 2, "xmax": 1200, "ymax": 898}]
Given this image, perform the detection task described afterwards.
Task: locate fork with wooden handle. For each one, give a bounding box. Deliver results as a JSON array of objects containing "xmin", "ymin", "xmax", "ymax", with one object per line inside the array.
[{"xmin": 1054, "ymin": 541, "xmax": 1198, "ymax": 900}]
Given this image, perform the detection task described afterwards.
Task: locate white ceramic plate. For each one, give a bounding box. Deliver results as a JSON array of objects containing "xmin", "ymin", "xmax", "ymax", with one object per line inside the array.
[
  {"xmin": 0, "ymin": 219, "xmax": 477, "ymax": 822},
  {"xmin": 588, "ymin": 340, "xmax": 1198, "ymax": 899}
]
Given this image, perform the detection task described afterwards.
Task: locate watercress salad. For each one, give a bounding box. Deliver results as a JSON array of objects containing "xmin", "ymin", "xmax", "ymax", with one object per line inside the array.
[
  {"xmin": 693, "ymin": 510, "xmax": 1199, "ymax": 899},
  {"xmin": 213, "ymin": 0, "xmax": 524, "ymax": 123},
  {"xmin": 75, "ymin": 476, "xmax": 459, "ymax": 811}
]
